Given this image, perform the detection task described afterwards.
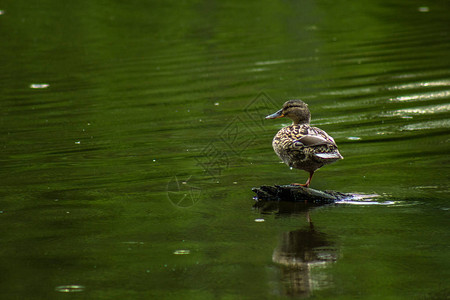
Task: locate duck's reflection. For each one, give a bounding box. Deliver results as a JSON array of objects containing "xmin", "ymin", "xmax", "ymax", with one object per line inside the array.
[{"xmin": 254, "ymin": 200, "xmax": 337, "ymax": 298}]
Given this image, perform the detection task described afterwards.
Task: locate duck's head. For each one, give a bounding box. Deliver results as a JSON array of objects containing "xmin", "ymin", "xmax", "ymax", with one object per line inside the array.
[{"xmin": 265, "ymin": 100, "xmax": 311, "ymax": 125}]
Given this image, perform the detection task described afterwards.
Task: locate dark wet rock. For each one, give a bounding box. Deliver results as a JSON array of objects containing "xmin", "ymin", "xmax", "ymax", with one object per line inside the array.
[{"xmin": 252, "ymin": 185, "xmax": 351, "ymax": 204}]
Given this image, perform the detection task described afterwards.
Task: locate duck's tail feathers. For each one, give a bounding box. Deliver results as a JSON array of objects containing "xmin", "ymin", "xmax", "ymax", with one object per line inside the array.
[{"xmin": 315, "ymin": 152, "xmax": 343, "ymax": 160}]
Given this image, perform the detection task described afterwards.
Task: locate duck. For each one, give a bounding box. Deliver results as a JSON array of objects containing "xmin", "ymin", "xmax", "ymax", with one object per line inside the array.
[{"xmin": 266, "ymin": 100, "xmax": 343, "ymax": 187}]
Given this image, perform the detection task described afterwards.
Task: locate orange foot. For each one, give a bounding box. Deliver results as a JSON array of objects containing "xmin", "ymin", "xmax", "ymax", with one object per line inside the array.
[
  {"xmin": 290, "ymin": 183, "xmax": 309, "ymax": 187},
  {"xmin": 290, "ymin": 171, "xmax": 314, "ymax": 188}
]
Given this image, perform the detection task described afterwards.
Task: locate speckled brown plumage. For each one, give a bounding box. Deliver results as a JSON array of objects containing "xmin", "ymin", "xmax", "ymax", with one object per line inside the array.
[{"xmin": 266, "ymin": 100, "xmax": 343, "ymax": 187}]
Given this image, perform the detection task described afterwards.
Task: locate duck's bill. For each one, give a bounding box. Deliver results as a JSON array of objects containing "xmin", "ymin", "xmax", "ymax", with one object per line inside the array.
[{"xmin": 265, "ymin": 109, "xmax": 284, "ymax": 119}]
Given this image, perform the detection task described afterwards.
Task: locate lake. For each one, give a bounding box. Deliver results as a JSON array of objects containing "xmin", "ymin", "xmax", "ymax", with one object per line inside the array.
[{"xmin": 0, "ymin": 0, "xmax": 449, "ymax": 299}]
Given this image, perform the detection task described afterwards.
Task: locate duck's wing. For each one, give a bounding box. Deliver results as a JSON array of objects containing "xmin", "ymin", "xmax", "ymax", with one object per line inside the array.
[
  {"xmin": 292, "ymin": 126, "xmax": 343, "ymax": 160},
  {"xmin": 294, "ymin": 135, "xmax": 333, "ymax": 147},
  {"xmin": 293, "ymin": 126, "xmax": 337, "ymax": 147}
]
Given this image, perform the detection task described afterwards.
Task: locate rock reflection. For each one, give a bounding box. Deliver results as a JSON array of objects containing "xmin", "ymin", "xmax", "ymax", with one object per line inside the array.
[{"xmin": 254, "ymin": 200, "xmax": 337, "ymax": 298}]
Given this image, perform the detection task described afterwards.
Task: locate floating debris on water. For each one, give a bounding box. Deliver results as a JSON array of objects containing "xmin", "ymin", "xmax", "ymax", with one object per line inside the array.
[
  {"xmin": 418, "ymin": 6, "xmax": 429, "ymax": 12},
  {"xmin": 347, "ymin": 136, "xmax": 361, "ymax": 140},
  {"xmin": 173, "ymin": 249, "xmax": 190, "ymax": 255},
  {"xmin": 55, "ymin": 285, "xmax": 85, "ymax": 293},
  {"xmin": 0, "ymin": 10, "xmax": 4, "ymax": 15},
  {"xmin": 30, "ymin": 83, "xmax": 49, "ymax": 89},
  {"xmin": 214, "ymin": 102, "xmax": 219, "ymax": 106},
  {"xmin": 75, "ymin": 141, "xmax": 81, "ymax": 144},
  {"xmin": 413, "ymin": 186, "xmax": 438, "ymax": 190},
  {"xmin": 254, "ymin": 218, "xmax": 265, "ymax": 222},
  {"xmin": 122, "ymin": 241, "xmax": 144, "ymax": 245}
]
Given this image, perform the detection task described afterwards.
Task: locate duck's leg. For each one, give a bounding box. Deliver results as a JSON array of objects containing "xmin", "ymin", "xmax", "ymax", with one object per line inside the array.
[{"xmin": 292, "ymin": 171, "xmax": 314, "ymax": 188}]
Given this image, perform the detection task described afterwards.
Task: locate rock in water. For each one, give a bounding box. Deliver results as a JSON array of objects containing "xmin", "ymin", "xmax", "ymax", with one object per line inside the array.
[{"xmin": 252, "ymin": 185, "xmax": 350, "ymax": 204}]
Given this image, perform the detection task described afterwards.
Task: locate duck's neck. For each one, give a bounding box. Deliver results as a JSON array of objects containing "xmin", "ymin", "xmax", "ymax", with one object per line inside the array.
[
  {"xmin": 292, "ymin": 120, "xmax": 310, "ymax": 125},
  {"xmin": 290, "ymin": 114, "xmax": 310, "ymax": 125}
]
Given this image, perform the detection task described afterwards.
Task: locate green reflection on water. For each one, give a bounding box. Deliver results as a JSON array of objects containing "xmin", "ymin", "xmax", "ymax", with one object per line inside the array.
[{"xmin": 0, "ymin": 0, "xmax": 449, "ymax": 299}]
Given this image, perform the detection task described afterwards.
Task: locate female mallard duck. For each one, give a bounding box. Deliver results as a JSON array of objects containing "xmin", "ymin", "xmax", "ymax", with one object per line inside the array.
[{"xmin": 266, "ymin": 100, "xmax": 343, "ymax": 187}]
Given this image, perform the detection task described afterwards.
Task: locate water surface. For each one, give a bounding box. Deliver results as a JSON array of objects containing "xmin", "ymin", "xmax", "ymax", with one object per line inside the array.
[{"xmin": 0, "ymin": 0, "xmax": 449, "ymax": 299}]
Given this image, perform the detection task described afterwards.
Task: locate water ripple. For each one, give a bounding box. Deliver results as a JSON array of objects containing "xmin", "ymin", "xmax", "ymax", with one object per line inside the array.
[
  {"xmin": 387, "ymin": 79, "xmax": 450, "ymax": 91},
  {"xmin": 383, "ymin": 103, "xmax": 450, "ymax": 117},
  {"xmin": 389, "ymin": 90, "xmax": 450, "ymax": 102},
  {"xmin": 401, "ymin": 119, "xmax": 450, "ymax": 131}
]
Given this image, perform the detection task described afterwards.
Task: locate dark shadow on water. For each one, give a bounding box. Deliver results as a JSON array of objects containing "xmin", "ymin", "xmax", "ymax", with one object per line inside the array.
[{"xmin": 253, "ymin": 197, "xmax": 334, "ymax": 216}]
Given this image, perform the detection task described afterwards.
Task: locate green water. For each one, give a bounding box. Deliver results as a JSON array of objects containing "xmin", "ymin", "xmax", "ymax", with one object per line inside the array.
[{"xmin": 1, "ymin": 0, "xmax": 449, "ymax": 299}]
